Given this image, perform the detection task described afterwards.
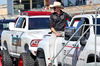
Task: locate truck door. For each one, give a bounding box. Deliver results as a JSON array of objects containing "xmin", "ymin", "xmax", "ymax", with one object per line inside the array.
[
  {"xmin": 11, "ymin": 17, "xmax": 26, "ymax": 53},
  {"xmin": 63, "ymin": 18, "xmax": 82, "ymax": 66},
  {"xmin": 63, "ymin": 17, "xmax": 90, "ymax": 66}
]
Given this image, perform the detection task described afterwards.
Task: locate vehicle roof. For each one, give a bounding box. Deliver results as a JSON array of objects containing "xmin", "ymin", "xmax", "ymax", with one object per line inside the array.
[
  {"xmin": 21, "ymin": 11, "xmax": 52, "ymax": 16},
  {"xmin": 19, "ymin": 15, "xmax": 50, "ymax": 18},
  {"xmin": 29, "ymin": 15, "xmax": 50, "ymax": 18},
  {"xmin": 74, "ymin": 14, "xmax": 100, "ymax": 18},
  {"xmin": 0, "ymin": 19, "xmax": 15, "ymax": 23}
]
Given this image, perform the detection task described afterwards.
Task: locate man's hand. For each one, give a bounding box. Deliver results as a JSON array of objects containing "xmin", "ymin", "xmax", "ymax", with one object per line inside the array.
[
  {"xmin": 55, "ymin": 32, "xmax": 61, "ymax": 37},
  {"xmin": 51, "ymin": 28, "xmax": 61, "ymax": 37}
]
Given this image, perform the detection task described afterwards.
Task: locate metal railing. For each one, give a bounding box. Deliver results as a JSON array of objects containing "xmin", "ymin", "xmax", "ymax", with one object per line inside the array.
[
  {"xmin": 66, "ymin": 4, "xmax": 99, "ymax": 16},
  {"xmin": 51, "ymin": 7, "xmax": 100, "ymax": 66},
  {"xmin": 94, "ymin": 7, "xmax": 100, "ymax": 66},
  {"xmin": 51, "ymin": 24, "xmax": 91, "ymax": 66},
  {"xmin": 76, "ymin": 6, "xmax": 84, "ymax": 14},
  {"xmin": 62, "ymin": 24, "xmax": 91, "ymax": 66}
]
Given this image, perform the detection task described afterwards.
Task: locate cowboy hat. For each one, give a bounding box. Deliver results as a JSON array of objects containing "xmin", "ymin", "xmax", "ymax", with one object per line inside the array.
[{"xmin": 50, "ymin": 1, "xmax": 64, "ymax": 9}]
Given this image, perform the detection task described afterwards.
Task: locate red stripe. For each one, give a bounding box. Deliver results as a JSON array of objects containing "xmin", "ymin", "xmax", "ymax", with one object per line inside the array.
[
  {"xmin": 75, "ymin": 20, "xmax": 79, "ymax": 22},
  {"xmin": 64, "ymin": 18, "xmax": 70, "ymax": 28},
  {"xmin": 14, "ymin": 17, "xmax": 19, "ymax": 23},
  {"xmin": 66, "ymin": 18, "xmax": 71, "ymax": 22},
  {"xmin": 65, "ymin": 46, "xmax": 80, "ymax": 49}
]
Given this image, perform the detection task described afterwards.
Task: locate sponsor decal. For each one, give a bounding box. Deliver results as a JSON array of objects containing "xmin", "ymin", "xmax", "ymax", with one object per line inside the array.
[
  {"xmin": 12, "ymin": 36, "xmax": 21, "ymax": 46},
  {"xmin": 60, "ymin": 15, "xmax": 64, "ymax": 19}
]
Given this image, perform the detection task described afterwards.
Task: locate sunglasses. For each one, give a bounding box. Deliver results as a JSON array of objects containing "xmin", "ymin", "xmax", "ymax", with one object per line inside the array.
[{"xmin": 53, "ymin": 7, "xmax": 56, "ymax": 9}]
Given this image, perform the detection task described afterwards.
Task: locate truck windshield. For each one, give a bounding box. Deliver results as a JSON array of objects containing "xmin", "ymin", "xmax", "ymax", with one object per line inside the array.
[
  {"xmin": 0, "ymin": 23, "xmax": 9, "ymax": 30},
  {"xmin": 93, "ymin": 18, "xmax": 100, "ymax": 35},
  {"xmin": 29, "ymin": 18, "xmax": 49, "ymax": 29}
]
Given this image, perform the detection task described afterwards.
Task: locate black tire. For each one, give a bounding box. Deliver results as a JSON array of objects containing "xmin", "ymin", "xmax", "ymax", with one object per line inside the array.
[
  {"xmin": 2, "ymin": 50, "xmax": 13, "ymax": 66},
  {"xmin": 18, "ymin": 53, "xmax": 34, "ymax": 66},
  {"xmin": 34, "ymin": 57, "xmax": 45, "ymax": 66},
  {"xmin": 12, "ymin": 57, "xmax": 19, "ymax": 66}
]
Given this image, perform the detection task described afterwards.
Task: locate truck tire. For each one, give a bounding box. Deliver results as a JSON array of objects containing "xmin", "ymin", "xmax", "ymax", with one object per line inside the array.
[
  {"xmin": 34, "ymin": 57, "xmax": 45, "ymax": 66},
  {"xmin": 2, "ymin": 50, "xmax": 13, "ymax": 66},
  {"xmin": 18, "ymin": 53, "xmax": 34, "ymax": 66}
]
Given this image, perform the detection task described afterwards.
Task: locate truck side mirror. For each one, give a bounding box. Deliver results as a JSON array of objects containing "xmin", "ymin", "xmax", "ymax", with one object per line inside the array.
[
  {"xmin": 9, "ymin": 22, "xmax": 15, "ymax": 30},
  {"xmin": 65, "ymin": 27, "xmax": 75, "ymax": 40}
]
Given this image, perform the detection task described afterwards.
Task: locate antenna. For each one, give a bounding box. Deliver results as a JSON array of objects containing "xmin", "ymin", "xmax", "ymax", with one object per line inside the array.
[{"xmin": 1, "ymin": 15, "xmax": 5, "ymax": 21}]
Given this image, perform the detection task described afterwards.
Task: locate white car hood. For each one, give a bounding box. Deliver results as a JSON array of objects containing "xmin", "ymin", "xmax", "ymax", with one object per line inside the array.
[{"xmin": 27, "ymin": 29, "xmax": 51, "ymax": 39}]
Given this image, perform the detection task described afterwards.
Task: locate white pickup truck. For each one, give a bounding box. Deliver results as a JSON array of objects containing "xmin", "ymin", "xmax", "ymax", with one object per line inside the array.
[
  {"xmin": 0, "ymin": 11, "xmax": 51, "ymax": 66},
  {"xmin": 36, "ymin": 14, "xmax": 100, "ymax": 66}
]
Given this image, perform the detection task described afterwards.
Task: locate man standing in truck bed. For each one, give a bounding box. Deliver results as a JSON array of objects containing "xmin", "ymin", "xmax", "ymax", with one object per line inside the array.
[{"xmin": 49, "ymin": 1, "xmax": 72, "ymax": 61}]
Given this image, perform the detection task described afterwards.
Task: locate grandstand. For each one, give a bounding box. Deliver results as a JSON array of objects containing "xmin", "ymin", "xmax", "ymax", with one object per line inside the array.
[{"xmin": 64, "ymin": 4, "xmax": 100, "ymax": 16}]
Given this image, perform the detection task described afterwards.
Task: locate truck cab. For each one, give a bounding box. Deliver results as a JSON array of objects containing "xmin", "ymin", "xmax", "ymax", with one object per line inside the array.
[
  {"xmin": 1, "ymin": 11, "xmax": 51, "ymax": 66},
  {"xmin": 36, "ymin": 14, "xmax": 100, "ymax": 66}
]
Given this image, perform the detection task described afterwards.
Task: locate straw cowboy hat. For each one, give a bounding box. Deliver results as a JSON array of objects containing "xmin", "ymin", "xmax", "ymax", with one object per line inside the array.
[{"xmin": 50, "ymin": 1, "xmax": 64, "ymax": 9}]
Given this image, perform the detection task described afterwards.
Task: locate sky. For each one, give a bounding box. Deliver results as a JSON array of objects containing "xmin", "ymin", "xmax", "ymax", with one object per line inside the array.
[{"xmin": 0, "ymin": 0, "xmax": 7, "ymax": 5}]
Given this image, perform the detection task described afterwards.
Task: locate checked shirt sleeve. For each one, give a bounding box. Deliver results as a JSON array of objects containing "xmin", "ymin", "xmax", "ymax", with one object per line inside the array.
[{"xmin": 66, "ymin": 13, "xmax": 72, "ymax": 21}]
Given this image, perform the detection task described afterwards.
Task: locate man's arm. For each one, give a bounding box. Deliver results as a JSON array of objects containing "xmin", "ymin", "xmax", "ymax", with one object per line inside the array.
[
  {"xmin": 66, "ymin": 13, "xmax": 72, "ymax": 21},
  {"xmin": 49, "ymin": 14, "xmax": 54, "ymax": 29},
  {"xmin": 51, "ymin": 27, "xmax": 61, "ymax": 37}
]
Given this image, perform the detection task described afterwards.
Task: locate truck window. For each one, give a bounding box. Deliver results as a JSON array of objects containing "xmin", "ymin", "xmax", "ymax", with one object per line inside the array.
[
  {"xmin": 22, "ymin": 18, "xmax": 26, "ymax": 28},
  {"xmin": 3, "ymin": 23, "xmax": 9, "ymax": 29},
  {"xmin": 93, "ymin": 18, "xmax": 100, "ymax": 35},
  {"xmin": 0, "ymin": 24, "xmax": 3, "ymax": 30},
  {"xmin": 71, "ymin": 18, "xmax": 82, "ymax": 28},
  {"xmin": 80, "ymin": 18, "xmax": 90, "ymax": 38},
  {"xmin": 0, "ymin": 19, "xmax": 15, "ymax": 30},
  {"xmin": 16, "ymin": 18, "xmax": 26, "ymax": 28},
  {"xmin": 71, "ymin": 18, "xmax": 90, "ymax": 38},
  {"xmin": 71, "ymin": 18, "xmax": 83, "ymax": 36},
  {"xmin": 0, "ymin": 23, "xmax": 9, "ymax": 30},
  {"xmin": 29, "ymin": 18, "xmax": 49, "ymax": 30}
]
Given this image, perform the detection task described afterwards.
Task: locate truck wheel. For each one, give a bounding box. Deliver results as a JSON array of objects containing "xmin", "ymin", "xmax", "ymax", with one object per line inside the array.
[
  {"xmin": 2, "ymin": 50, "xmax": 13, "ymax": 66},
  {"xmin": 18, "ymin": 53, "xmax": 34, "ymax": 66},
  {"xmin": 34, "ymin": 57, "xmax": 45, "ymax": 66}
]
